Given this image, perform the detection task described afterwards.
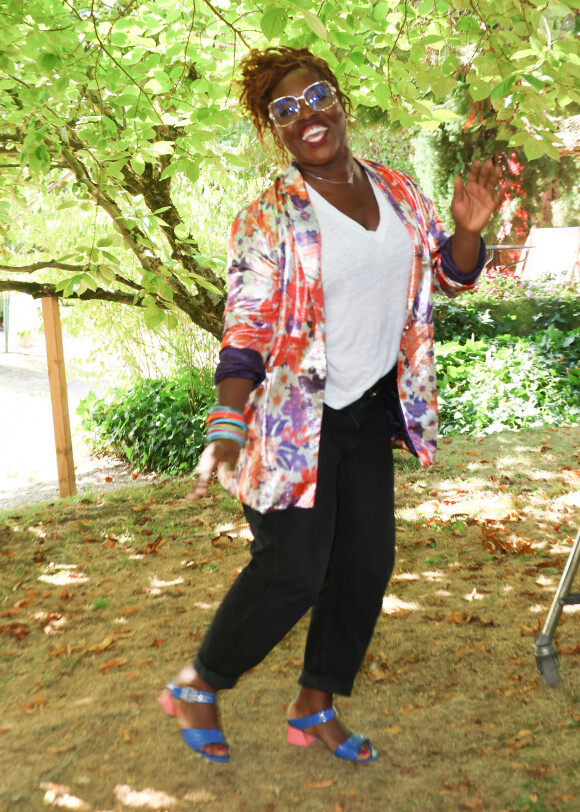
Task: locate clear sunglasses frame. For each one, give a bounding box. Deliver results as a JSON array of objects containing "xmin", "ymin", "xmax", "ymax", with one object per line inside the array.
[{"xmin": 268, "ymin": 80, "xmax": 338, "ymax": 127}]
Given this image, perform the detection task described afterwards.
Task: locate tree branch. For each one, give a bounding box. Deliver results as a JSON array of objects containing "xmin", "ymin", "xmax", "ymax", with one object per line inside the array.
[
  {"xmin": 59, "ymin": 145, "xmax": 165, "ymax": 277},
  {"xmin": 0, "ymin": 261, "xmax": 87, "ymax": 274},
  {"xmin": 201, "ymin": 0, "xmax": 250, "ymax": 47},
  {"xmin": 0, "ymin": 259, "xmax": 142, "ymax": 296},
  {"xmin": 0, "ymin": 278, "xmax": 139, "ymax": 306}
]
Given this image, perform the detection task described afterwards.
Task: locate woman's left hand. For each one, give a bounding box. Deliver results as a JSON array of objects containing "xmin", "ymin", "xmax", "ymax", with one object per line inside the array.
[{"xmin": 451, "ymin": 159, "xmax": 502, "ymax": 234}]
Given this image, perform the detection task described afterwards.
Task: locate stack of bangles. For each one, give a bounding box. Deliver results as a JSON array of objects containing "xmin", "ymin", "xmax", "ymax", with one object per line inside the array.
[{"xmin": 205, "ymin": 405, "xmax": 247, "ymax": 447}]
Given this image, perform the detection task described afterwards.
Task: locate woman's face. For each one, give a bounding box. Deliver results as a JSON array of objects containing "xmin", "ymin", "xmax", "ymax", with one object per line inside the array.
[{"xmin": 268, "ymin": 67, "xmax": 349, "ymax": 170}]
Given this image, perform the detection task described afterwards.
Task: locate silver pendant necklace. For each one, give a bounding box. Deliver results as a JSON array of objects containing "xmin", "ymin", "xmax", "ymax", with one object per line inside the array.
[{"xmin": 302, "ymin": 160, "xmax": 356, "ymax": 185}]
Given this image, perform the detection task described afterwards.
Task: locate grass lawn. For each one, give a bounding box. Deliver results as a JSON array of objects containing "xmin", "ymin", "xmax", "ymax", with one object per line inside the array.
[{"xmin": 1, "ymin": 425, "xmax": 580, "ymax": 812}]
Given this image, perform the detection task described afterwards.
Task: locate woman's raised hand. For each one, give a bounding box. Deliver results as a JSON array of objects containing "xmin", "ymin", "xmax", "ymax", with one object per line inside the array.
[
  {"xmin": 186, "ymin": 439, "xmax": 241, "ymax": 501},
  {"xmin": 451, "ymin": 159, "xmax": 502, "ymax": 235}
]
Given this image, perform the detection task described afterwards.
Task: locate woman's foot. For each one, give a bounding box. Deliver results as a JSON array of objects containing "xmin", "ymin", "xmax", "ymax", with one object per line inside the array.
[
  {"xmin": 164, "ymin": 666, "xmax": 229, "ymax": 760},
  {"xmin": 287, "ymin": 687, "xmax": 375, "ymax": 762}
]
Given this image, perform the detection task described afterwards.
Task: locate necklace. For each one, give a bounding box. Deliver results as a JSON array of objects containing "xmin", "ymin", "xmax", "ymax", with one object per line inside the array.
[{"xmin": 302, "ymin": 160, "xmax": 356, "ymax": 185}]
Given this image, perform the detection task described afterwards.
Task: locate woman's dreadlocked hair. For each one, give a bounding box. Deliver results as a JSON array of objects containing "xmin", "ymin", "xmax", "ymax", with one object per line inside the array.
[{"xmin": 237, "ymin": 46, "xmax": 351, "ymax": 154}]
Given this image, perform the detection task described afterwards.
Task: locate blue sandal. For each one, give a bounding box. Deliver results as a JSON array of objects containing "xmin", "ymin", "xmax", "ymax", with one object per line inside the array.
[
  {"xmin": 287, "ymin": 706, "xmax": 378, "ymax": 763},
  {"xmin": 158, "ymin": 682, "xmax": 230, "ymax": 763}
]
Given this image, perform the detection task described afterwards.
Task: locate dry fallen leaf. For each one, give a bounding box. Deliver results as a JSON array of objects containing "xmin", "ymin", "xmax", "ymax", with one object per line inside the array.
[
  {"xmin": 141, "ymin": 537, "xmax": 166, "ymax": 556},
  {"xmin": 21, "ymin": 694, "xmax": 46, "ymax": 713},
  {"xmin": 518, "ymin": 620, "xmax": 542, "ymax": 636},
  {"xmin": 385, "ymin": 725, "xmax": 402, "ymax": 735},
  {"xmin": 0, "ymin": 622, "xmax": 30, "ymax": 640},
  {"xmin": 118, "ymin": 727, "xmax": 133, "ymax": 742},
  {"xmin": 101, "ymin": 657, "xmax": 128, "ymax": 674},
  {"xmin": 83, "ymin": 634, "xmax": 115, "ymax": 655},
  {"xmin": 304, "ymin": 780, "xmax": 333, "ymax": 789},
  {"xmin": 506, "ymin": 729, "xmax": 535, "ymax": 752}
]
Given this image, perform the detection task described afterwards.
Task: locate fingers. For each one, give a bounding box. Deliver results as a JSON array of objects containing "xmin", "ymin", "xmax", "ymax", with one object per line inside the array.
[
  {"xmin": 467, "ymin": 158, "xmax": 501, "ymax": 194},
  {"xmin": 187, "ymin": 462, "xmax": 213, "ymax": 501},
  {"xmin": 186, "ymin": 440, "xmax": 241, "ymax": 502},
  {"xmin": 453, "ymin": 173, "xmax": 465, "ymax": 204}
]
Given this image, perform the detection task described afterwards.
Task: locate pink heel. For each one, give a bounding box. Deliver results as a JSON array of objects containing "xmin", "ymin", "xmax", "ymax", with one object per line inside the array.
[
  {"xmin": 157, "ymin": 688, "xmax": 176, "ymax": 717},
  {"xmin": 287, "ymin": 725, "xmax": 317, "ymax": 747}
]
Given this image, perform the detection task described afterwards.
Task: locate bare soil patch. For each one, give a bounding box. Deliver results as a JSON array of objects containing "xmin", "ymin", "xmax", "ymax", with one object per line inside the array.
[{"xmin": 1, "ymin": 426, "xmax": 580, "ymax": 812}]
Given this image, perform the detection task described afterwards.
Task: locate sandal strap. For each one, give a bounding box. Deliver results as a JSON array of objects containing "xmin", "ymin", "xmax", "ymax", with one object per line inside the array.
[
  {"xmin": 288, "ymin": 705, "xmax": 337, "ymax": 731},
  {"xmin": 166, "ymin": 682, "xmax": 216, "ymax": 705},
  {"xmin": 181, "ymin": 727, "xmax": 227, "ymax": 749},
  {"xmin": 334, "ymin": 733, "xmax": 377, "ymax": 762}
]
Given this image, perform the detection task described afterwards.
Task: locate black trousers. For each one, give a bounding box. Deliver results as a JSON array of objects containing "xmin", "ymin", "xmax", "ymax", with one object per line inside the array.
[{"xmin": 194, "ymin": 390, "xmax": 396, "ymax": 696}]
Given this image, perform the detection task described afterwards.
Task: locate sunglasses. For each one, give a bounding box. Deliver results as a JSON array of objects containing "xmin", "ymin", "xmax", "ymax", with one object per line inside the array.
[{"xmin": 268, "ymin": 80, "xmax": 339, "ymax": 127}]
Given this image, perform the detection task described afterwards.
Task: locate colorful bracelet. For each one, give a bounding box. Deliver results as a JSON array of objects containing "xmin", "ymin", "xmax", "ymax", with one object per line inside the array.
[
  {"xmin": 206, "ymin": 427, "xmax": 246, "ymax": 446},
  {"xmin": 206, "ymin": 404, "xmax": 247, "ymax": 447},
  {"xmin": 207, "ymin": 405, "xmax": 246, "ymax": 425}
]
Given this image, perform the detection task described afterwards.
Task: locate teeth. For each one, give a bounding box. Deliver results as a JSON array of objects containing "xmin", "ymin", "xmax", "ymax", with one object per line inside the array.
[{"xmin": 302, "ymin": 125, "xmax": 327, "ymax": 142}]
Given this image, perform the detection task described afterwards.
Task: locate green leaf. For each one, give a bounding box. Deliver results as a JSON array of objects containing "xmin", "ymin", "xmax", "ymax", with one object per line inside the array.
[
  {"xmin": 177, "ymin": 158, "xmax": 199, "ymax": 184},
  {"xmin": 432, "ymin": 108, "xmax": 460, "ymax": 122},
  {"xmin": 490, "ymin": 75, "xmax": 517, "ymax": 101},
  {"xmin": 159, "ymin": 161, "xmax": 179, "ymax": 180},
  {"xmin": 130, "ymin": 155, "xmax": 146, "ymax": 175},
  {"xmin": 39, "ymin": 52, "xmax": 59, "ymax": 72},
  {"xmin": 260, "ymin": 7, "xmax": 288, "ymax": 39},
  {"xmin": 144, "ymin": 305, "xmax": 165, "ymax": 329},
  {"xmin": 468, "ymin": 78, "xmax": 491, "ymax": 102},
  {"xmin": 174, "ymin": 223, "xmax": 189, "ymax": 240},
  {"xmin": 29, "ymin": 144, "xmax": 51, "ymax": 173},
  {"xmin": 148, "ymin": 141, "xmax": 174, "ymax": 156},
  {"xmin": 144, "ymin": 78, "xmax": 164, "ymax": 95},
  {"xmin": 520, "ymin": 73, "xmax": 545, "ymax": 91},
  {"xmin": 373, "ymin": 1, "xmax": 390, "ymax": 21},
  {"xmin": 302, "ymin": 9, "xmax": 328, "ymax": 40},
  {"xmin": 523, "ymin": 138, "xmax": 546, "ymax": 160},
  {"xmin": 375, "ymin": 82, "xmax": 391, "ymax": 110}
]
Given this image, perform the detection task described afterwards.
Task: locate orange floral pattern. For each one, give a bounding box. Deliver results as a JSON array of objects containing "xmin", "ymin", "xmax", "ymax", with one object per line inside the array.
[{"xmin": 218, "ymin": 161, "xmax": 480, "ymax": 512}]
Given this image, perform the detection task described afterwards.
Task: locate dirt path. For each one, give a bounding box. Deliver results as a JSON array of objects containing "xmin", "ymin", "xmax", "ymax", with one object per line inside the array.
[{"xmin": 0, "ymin": 347, "xmax": 147, "ymax": 510}]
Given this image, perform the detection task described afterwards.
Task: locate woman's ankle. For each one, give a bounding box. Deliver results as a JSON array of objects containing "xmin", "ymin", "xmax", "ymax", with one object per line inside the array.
[
  {"xmin": 176, "ymin": 665, "xmax": 216, "ymax": 694},
  {"xmin": 292, "ymin": 687, "xmax": 333, "ymax": 715}
]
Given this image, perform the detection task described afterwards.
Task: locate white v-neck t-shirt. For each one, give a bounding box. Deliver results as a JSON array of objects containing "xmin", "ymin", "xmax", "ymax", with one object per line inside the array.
[{"xmin": 305, "ymin": 177, "xmax": 412, "ymax": 409}]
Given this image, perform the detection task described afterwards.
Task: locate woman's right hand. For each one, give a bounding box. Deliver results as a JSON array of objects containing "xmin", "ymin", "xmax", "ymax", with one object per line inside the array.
[{"xmin": 186, "ymin": 439, "xmax": 242, "ymax": 502}]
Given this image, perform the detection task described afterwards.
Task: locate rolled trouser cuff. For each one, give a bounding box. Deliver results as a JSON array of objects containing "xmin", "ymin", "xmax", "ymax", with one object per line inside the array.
[
  {"xmin": 193, "ymin": 654, "xmax": 239, "ymax": 691},
  {"xmin": 298, "ymin": 669, "xmax": 354, "ymax": 697}
]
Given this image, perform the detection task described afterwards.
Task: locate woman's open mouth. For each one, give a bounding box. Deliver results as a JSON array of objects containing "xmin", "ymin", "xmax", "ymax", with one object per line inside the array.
[{"xmin": 300, "ymin": 123, "xmax": 329, "ymax": 145}]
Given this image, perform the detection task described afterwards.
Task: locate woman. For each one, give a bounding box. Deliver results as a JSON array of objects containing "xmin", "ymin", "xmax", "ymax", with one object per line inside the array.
[{"xmin": 158, "ymin": 46, "xmax": 501, "ymax": 764}]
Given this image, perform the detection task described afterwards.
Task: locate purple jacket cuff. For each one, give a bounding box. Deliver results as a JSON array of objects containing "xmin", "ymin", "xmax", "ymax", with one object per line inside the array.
[
  {"xmin": 440, "ymin": 236, "xmax": 486, "ymax": 285},
  {"xmin": 214, "ymin": 347, "xmax": 266, "ymax": 387}
]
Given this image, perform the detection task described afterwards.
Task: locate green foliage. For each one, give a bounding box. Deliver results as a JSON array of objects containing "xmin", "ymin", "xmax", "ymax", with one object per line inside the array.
[
  {"xmin": 436, "ymin": 326, "xmax": 580, "ymax": 436},
  {"xmin": 1, "ymin": 0, "xmax": 579, "ymax": 340},
  {"xmin": 79, "ymin": 367, "xmax": 215, "ymax": 473},
  {"xmin": 412, "ymin": 93, "xmax": 580, "ymax": 238},
  {"xmin": 434, "ymin": 283, "xmax": 580, "ymax": 342}
]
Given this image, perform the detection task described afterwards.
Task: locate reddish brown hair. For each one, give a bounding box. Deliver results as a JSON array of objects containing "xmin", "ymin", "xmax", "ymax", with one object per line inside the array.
[{"xmin": 238, "ymin": 46, "xmax": 351, "ymax": 154}]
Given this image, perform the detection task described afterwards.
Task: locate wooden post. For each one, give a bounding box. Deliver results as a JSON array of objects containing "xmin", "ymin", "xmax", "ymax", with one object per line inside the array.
[{"xmin": 41, "ymin": 296, "xmax": 77, "ymax": 497}]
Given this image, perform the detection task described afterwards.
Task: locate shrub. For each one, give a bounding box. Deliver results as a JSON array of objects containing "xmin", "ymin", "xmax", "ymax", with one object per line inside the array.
[
  {"xmin": 78, "ymin": 367, "xmax": 215, "ymax": 473},
  {"xmin": 436, "ymin": 326, "xmax": 580, "ymax": 435},
  {"xmin": 434, "ymin": 278, "xmax": 580, "ymax": 343},
  {"xmin": 79, "ymin": 323, "xmax": 580, "ymax": 475}
]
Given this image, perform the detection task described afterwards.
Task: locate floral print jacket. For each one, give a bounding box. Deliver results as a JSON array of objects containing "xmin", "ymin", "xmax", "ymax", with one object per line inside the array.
[{"xmin": 217, "ymin": 160, "xmax": 483, "ymax": 512}]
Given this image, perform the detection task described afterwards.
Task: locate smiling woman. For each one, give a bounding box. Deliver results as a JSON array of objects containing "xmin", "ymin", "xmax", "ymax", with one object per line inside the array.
[{"xmin": 158, "ymin": 46, "xmax": 502, "ymax": 767}]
